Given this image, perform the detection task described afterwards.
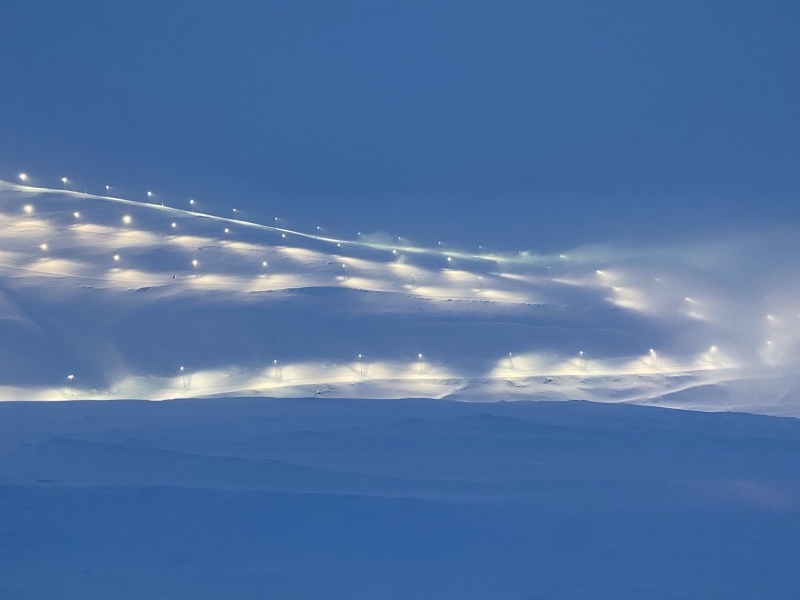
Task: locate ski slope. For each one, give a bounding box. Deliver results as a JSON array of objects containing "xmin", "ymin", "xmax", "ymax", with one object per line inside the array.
[
  {"xmin": 3, "ymin": 180, "xmax": 800, "ymax": 599},
  {"xmin": 1, "ymin": 179, "xmax": 799, "ymax": 414}
]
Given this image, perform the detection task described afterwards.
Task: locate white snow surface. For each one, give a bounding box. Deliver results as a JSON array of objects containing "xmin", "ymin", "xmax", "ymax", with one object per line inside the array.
[
  {"xmin": 2, "ymin": 397, "xmax": 800, "ymax": 598},
  {"xmin": 1, "ymin": 180, "xmax": 799, "ymax": 415}
]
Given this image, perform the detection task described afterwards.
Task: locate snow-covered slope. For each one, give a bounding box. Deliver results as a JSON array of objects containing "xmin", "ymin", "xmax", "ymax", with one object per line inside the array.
[
  {"xmin": 2, "ymin": 397, "xmax": 800, "ymax": 599},
  {"xmin": 1, "ymin": 180, "xmax": 799, "ymax": 414}
]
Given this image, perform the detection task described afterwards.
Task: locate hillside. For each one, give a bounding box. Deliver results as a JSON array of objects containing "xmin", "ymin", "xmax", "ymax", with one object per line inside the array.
[{"xmin": 1, "ymin": 179, "xmax": 798, "ymax": 415}]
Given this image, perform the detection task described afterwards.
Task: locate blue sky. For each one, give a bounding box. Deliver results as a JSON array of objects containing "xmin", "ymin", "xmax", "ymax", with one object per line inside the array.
[{"xmin": 1, "ymin": 0, "xmax": 798, "ymax": 251}]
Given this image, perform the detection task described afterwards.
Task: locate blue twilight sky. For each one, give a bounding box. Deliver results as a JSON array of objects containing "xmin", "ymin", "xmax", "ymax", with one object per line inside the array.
[{"xmin": 0, "ymin": 0, "xmax": 798, "ymax": 251}]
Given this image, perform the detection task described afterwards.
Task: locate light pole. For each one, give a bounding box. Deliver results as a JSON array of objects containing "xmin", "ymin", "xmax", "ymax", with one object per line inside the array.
[
  {"xmin": 233, "ymin": 208, "xmax": 238, "ymax": 220},
  {"xmin": 180, "ymin": 366, "xmax": 185, "ymax": 387},
  {"xmin": 447, "ymin": 256, "xmax": 451, "ymax": 270},
  {"xmin": 114, "ymin": 254, "xmax": 120, "ymax": 272},
  {"xmin": 478, "ymin": 276, "xmax": 483, "ymax": 292},
  {"xmin": 418, "ymin": 353, "xmax": 423, "ymax": 373},
  {"xmin": 40, "ymin": 243, "xmax": 48, "ymax": 261},
  {"xmin": 61, "ymin": 177, "xmax": 68, "ymax": 190},
  {"xmin": 67, "ymin": 374, "xmax": 74, "ymax": 397},
  {"xmin": 273, "ymin": 359, "xmax": 278, "ymax": 379},
  {"xmin": 579, "ymin": 350, "xmax": 584, "ymax": 369},
  {"xmin": 147, "ymin": 191, "xmax": 153, "ymax": 203},
  {"xmin": 411, "ymin": 273, "xmax": 414, "ymax": 287},
  {"xmin": 192, "ymin": 259, "xmax": 198, "ymax": 277},
  {"xmin": 106, "ymin": 185, "xmax": 110, "ymax": 197},
  {"xmin": 358, "ymin": 354, "xmax": 363, "ymax": 374},
  {"xmin": 649, "ymin": 349, "xmax": 657, "ymax": 367},
  {"xmin": 509, "ymin": 352, "xmax": 514, "ymax": 370}
]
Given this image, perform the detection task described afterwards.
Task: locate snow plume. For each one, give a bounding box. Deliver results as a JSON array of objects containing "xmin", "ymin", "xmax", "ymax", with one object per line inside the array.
[{"xmin": 0, "ymin": 180, "xmax": 798, "ymax": 414}]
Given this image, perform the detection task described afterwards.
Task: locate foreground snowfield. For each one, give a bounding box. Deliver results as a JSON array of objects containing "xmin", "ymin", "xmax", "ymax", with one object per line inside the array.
[
  {"xmin": 1, "ymin": 398, "xmax": 799, "ymax": 599},
  {"xmin": 1, "ymin": 180, "xmax": 799, "ymax": 414}
]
